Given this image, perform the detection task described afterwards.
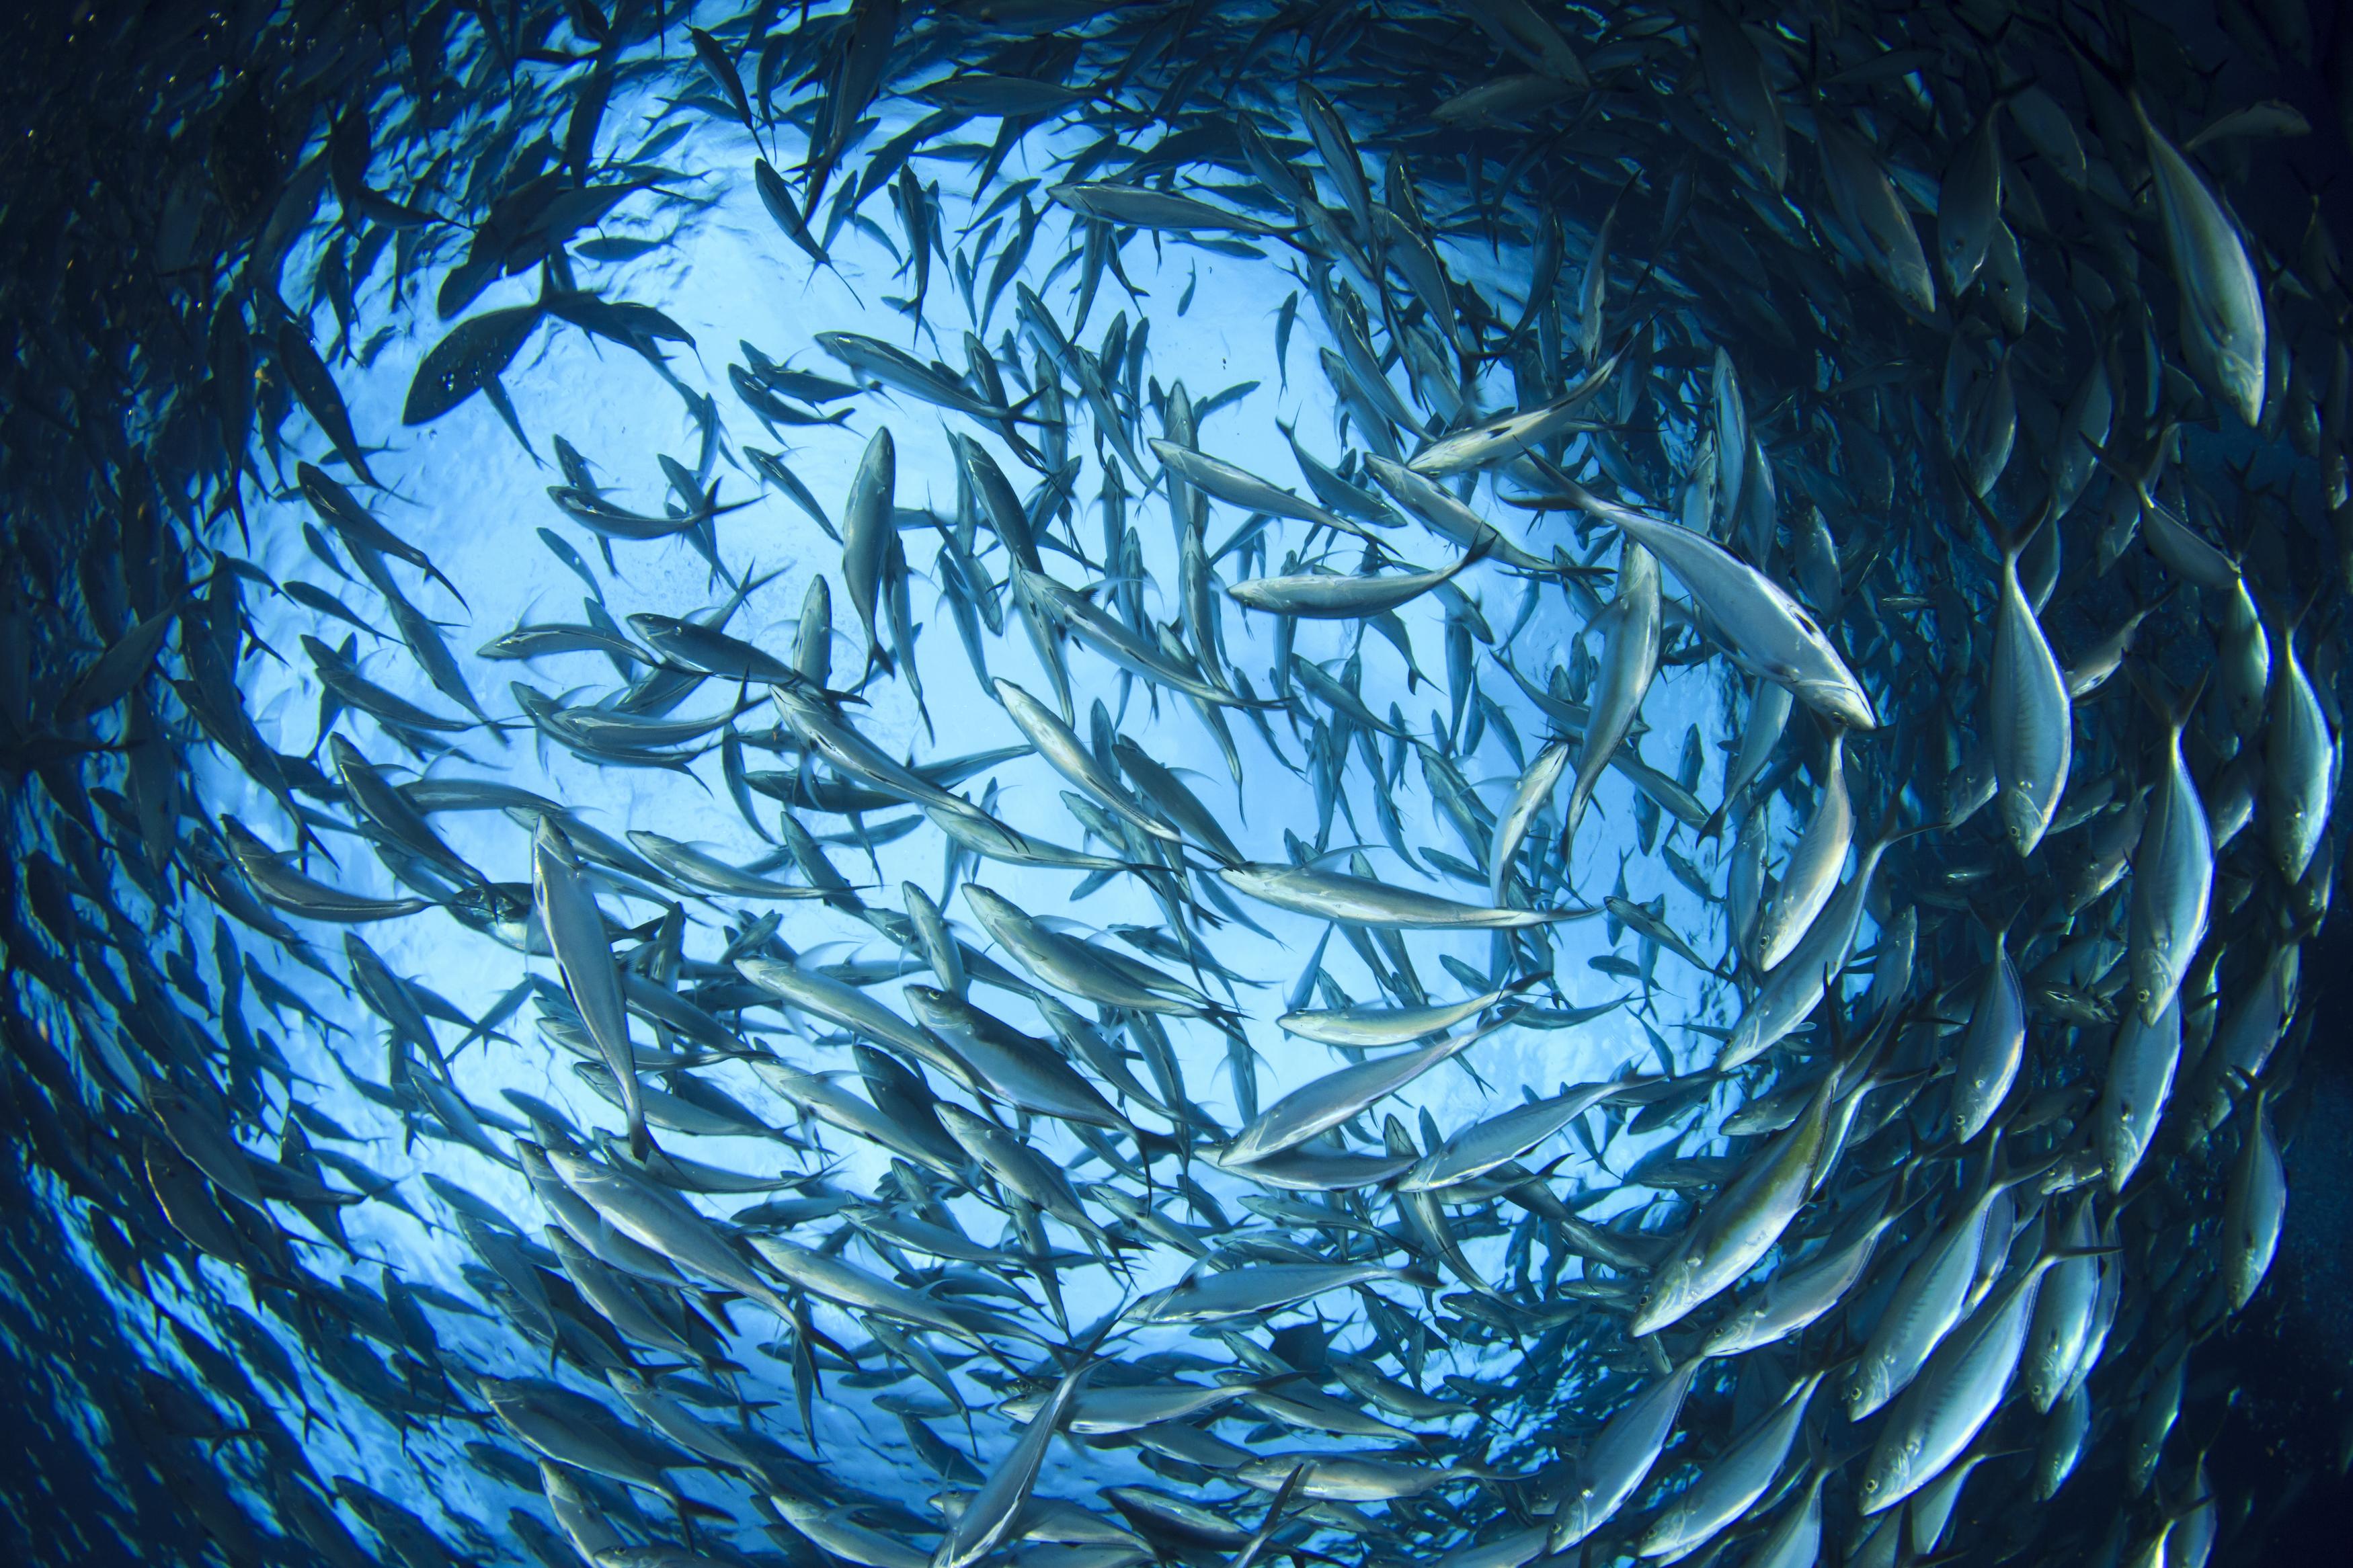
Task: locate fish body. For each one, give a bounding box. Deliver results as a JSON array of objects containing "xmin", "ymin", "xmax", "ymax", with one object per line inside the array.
[
  {"xmin": 1222, "ymin": 863, "xmax": 1584, "ymax": 929},
  {"xmin": 2128, "ymin": 693, "xmax": 2215, "ymax": 1026},
  {"xmin": 1564, "ymin": 540, "xmax": 1661, "ymax": 845},
  {"xmin": 2139, "ymin": 97, "xmax": 2268, "ymax": 423},
  {"xmin": 1989, "ymin": 532, "xmax": 2073, "ymax": 857},
  {"xmin": 1633, "ymin": 1070, "xmax": 1837, "ymax": 1335},
  {"xmin": 1754, "ymin": 733, "xmax": 1851, "ymax": 967},
  {"xmin": 1559, "ymin": 481, "xmax": 1876, "ymax": 729}
]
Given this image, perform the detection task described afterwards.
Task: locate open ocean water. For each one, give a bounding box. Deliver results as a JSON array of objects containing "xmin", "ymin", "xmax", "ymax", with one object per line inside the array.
[{"xmin": 3, "ymin": 3, "xmax": 2351, "ymax": 1565}]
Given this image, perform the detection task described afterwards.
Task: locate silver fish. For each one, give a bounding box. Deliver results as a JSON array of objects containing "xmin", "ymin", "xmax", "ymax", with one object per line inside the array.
[
  {"xmin": 1556, "ymin": 479, "xmax": 1877, "ymax": 729},
  {"xmin": 1633, "ymin": 1069, "xmax": 1838, "ymax": 1335},
  {"xmin": 2266, "ymin": 620, "xmax": 2335, "ymax": 884},
  {"xmin": 1951, "ymin": 928, "xmax": 2026, "ymax": 1143},
  {"xmin": 2096, "ymin": 995, "xmax": 2182, "ymax": 1192},
  {"xmin": 1700, "ymin": 1203, "xmax": 1902, "ymax": 1358},
  {"xmin": 2138, "ymin": 97, "xmax": 2268, "ymax": 424},
  {"xmin": 936, "ymin": 1360, "xmax": 1099, "ymax": 1568},
  {"xmin": 534, "ymin": 823, "xmax": 645, "ymax": 1159},
  {"xmin": 1564, "ymin": 538, "xmax": 1661, "ymax": 844},
  {"xmin": 1221, "ymin": 862, "xmax": 1586, "ymax": 929},
  {"xmin": 1989, "ymin": 526, "xmax": 2073, "ymax": 857},
  {"xmin": 1754, "ymin": 730, "xmax": 1852, "ymax": 968},
  {"xmin": 1141, "ymin": 1262, "xmax": 1422, "ymax": 1324},
  {"xmin": 2127, "ymin": 686, "xmax": 2215, "ymax": 1025},
  {"xmin": 1228, "ymin": 546, "xmax": 1482, "ymax": 620},
  {"xmin": 1548, "ymin": 1359, "xmax": 1700, "ymax": 1549},
  {"xmin": 1636, "ymin": 1370, "xmax": 1823, "ymax": 1561},
  {"xmin": 2221, "ymin": 1081, "xmax": 2285, "ymax": 1313},
  {"xmin": 1224, "ymin": 1013, "xmax": 1517, "ymax": 1165},
  {"xmin": 1858, "ymin": 1249, "xmax": 2083, "ymax": 1516}
]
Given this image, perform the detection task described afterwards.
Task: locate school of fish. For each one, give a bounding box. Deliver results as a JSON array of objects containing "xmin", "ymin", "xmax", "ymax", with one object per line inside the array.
[{"xmin": 1, "ymin": 3, "xmax": 2348, "ymax": 1567}]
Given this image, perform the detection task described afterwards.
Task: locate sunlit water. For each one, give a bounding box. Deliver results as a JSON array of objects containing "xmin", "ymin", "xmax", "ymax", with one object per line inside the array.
[{"xmin": 5, "ymin": 3, "xmax": 2351, "ymax": 1566}]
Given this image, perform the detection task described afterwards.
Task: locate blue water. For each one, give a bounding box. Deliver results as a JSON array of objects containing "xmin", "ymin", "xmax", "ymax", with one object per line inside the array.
[{"xmin": 5, "ymin": 3, "xmax": 2353, "ymax": 1565}]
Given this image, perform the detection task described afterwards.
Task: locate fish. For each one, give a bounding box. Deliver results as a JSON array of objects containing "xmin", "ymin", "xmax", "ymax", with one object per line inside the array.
[
  {"xmin": 1845, "ymin": 1143, "xmax": 2050, "ymax": 1422},
  {"xmin": 2022, "ymin": 1194, "xmax": 2104, "ymax": 1413},
  {"xmin": 748, "ymin": 1236, "xmax": 1006, "ymax": 1352},
  {"xmin": 298, "ymin": 462, "xmax": 469, "ymax": 607},
  {"xmin": 1224, "ymin": 1012, "xmax": 1520, "ymax": 1166},
  {"xmin": 993, "ymin": 678, "xmax": 1177, "ymax": 844},
  {"xmin": 623, "ymin": 832, "xmax": 831, "ymax": 900},
  {"xmin": 733, "ymin": 954, "xmax": 967, "ymax": 1083},
  {"xmin": 1363, "ymin": 457, "xmax": 1554, "ymax": 571},
  {"xmin": 223, "ymin": 815, "xmax": 431, "ymax": 921},
  {"xmin": 1700, "ymin": 1204, "xmax": 1903, "ymax": 1358},
  {"xmin": 2137, "ymin": 96, "xmax": 2268, "ymax": 424},
  {"xmin": 1553, "ymin": 478, "xmax": 1878, "ymax": 729},
  {"xmin": 1987, "ymin": 520, "xmax": 2073, "ymax": 858},
  {"xmin": 1858, "ymin": 1249, "xmax": 2092, "ymax": 1516},
  {"xmin": 841, "ymin": 425, "xmax": 896, "ymax": 678},
  {"xmin": 1487, "ymin": 739, "xmax": 1572, "ymax": 907},
  {"xmin": 11, "ymin": 13, "xmax": 2345, "ymax": 1568},
  {"xmin": 1405, "ymin": 352, "xmax": 1624, "ymax": 477},
  {"xmin": 1819, "ymin": 114, "xmax": 1937, "ymax": 315},
  {"xmin": 2267, "ymin": 618, "xmax": 2336, "ymax": 884},
  {"xmin": 1937, "ymin": 112, "xmax": 2003, "ymax": 298},
  {"xmin": 1564, "ymin": 537, "xmax": 1661, "ymax": 848},
  {"xmin": 1220, "ymin": 863, "xmax": 1588, "ymax": 929},
  {"xmin": 1632, "ymin": 1068, "xmax": 1839, "ymax": 1335},
  {"xmin": 1698, "ymin": 1, "xmax": 1786, "ymax": 189},
  {"xmin": 1150, "ymin": 438, "xmax": 1385, "ymax": 548},
  {"xmin": 1950, "ymin": 925, "xmax": 2026, "ymax": 1143},
  {"xmin": 1550, "ymin": 1359, "xmax": 1701, "ymax": 1549},
  {"xmin": 1401, "ymin": 1074, "xmax": 1642, "ymax": 1192},
  {"xmin": 2126, "ymin": 676, "xmax": 2216, "ymax": 1026},
  {"xmin": 1049, "ymin": 183, "xmax": 1288, "ymax": 235},
  {"xmin": 2220, "ymin": 1077, "xmax": 2286, "ymax": 1313},
  {"xmin": 1141, "ymin": 1262, "xmax": 1425, "ymax": 1325},
  {"xmin": 1636, "ymin": 1371, "xmax": 1823, "ymax": 1561},
  {"xmin": 1229, "ymin": 542, "xmax": 1484, "ymax": 620},
  {"xmin": 936, "ymin": 1360, "xmax": 1098, "ymax": 1568},
  {"xmin": 817, "ymin": 330, "xmax": 1031, "ymax": 429},
  {"xmin": 1753, "ymin": 729, "xmax": 1852, "ymax": 968},
  {"xmin": 903, "ymin": 985, "xmax": 1124, "ymax": 1130},
  {"xmin": 1719, "ymin": 819, "xmax": 1918, "ymax": 1069},
  {"xmin": 1281, "ymin": 977, "xmax": 1538, "ymax": 1050},
  {"xmin": 541, "ymin": 1147, "xmax": 795, "ymax": 1322}
]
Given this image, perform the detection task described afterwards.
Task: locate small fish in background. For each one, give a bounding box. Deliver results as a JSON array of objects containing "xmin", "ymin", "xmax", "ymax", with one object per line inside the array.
[{"xmin": 1, "ymin": 3, "xmax": 2347, "ymax": 1565}]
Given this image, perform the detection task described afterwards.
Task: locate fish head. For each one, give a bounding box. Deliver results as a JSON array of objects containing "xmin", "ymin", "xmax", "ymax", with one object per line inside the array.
[
  {"xmin": 959, "ymin": 883, "xmax": 1017, "ymax": 933},
  {"xmin": 1996, "ymin": 786, "xmax": 2046, "ymax": 857},
  {"xmin": 1629, "ymin": 1253, "xmax": 1704, "ymax": 1336},
  {"xmin": 1952, "ymin": 1085, "xmax": 1996, "ymax": 1145},
  {"xmin": 2097, "ymin": 1101, "xmax": 2141, "ymax": 1193},
  {"xmin": 2126, "ymin": 952, "xmax": 2172, "ymax": 1026},
  {"xmin": 1697, "ymin": 1303, "xmax": 1761, "ymax": 1358},
  {"xmin": 1796, "ymin": 676, "xmax": 1876, "ymax": 731},
  {"xmin": 1843, "ymin": 1353, "xmax": 1892, "ymax": 1421},
  {"xmin": 934, "ymin": 1102, "xmax": 990, "ymax": 1147},
  {"xmin": 1856, "ymin": 1428, "xmax": 1923, "ymax": 1516},
  {"xmin": 2024, "ymin": 1351, "xmax": 2069, "ymax": 1415}
]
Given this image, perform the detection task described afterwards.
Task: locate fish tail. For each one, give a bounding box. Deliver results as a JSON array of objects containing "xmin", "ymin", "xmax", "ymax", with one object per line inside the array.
[{"xmin": 2121, "ymin": 659, "xmax": 2210, "ymax": 735}]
